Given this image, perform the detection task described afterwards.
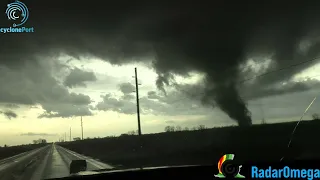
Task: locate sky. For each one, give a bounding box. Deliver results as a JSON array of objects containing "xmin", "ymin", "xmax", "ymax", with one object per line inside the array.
[{"xmin": 1, "ymin": 0, "xmax": 320, "ymax": 145}]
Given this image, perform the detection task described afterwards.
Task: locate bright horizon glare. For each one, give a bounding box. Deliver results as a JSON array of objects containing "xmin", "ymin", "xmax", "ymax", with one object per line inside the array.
[{"xmin": 0, "ymin": 55, "xmax": 320, "ymax": 146}]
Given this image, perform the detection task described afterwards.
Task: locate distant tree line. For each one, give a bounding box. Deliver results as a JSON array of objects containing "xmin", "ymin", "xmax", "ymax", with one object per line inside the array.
[
  {"xmin": 120, "ymin": 130, "xmax": 139, "ymax": 137},
  {"xmin": 118, "ymin": 125, "xmax": 207, "ymax": 137},
  {"xmin": 59, "ymin": 114, "xmax": 320, "ymax": 141},
  {"xmin": 33, "ymin": 139, "xmax": 47, "ymax": 144},
  {"xmin": 164, "ymin": 125, "xmax": 206, "ymax": 132}
]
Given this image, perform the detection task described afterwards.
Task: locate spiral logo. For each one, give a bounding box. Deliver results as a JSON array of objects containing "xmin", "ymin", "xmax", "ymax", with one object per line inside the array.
[
  {"xmin": 214, "ymin": 154, "xmax": 245, "ymax": 178},
  {"xmin": 5, "ymin": 0, "xmax": 29, "ymax": 27},
  {"xmin": 221, "ymin": 160, "xmax": 240, "ymax": 178}
]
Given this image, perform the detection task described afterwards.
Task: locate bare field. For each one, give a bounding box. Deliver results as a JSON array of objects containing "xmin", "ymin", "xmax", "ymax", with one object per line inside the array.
[
  {"xmin": 58, "ymin": 120, "xmax": 320, "ymax": 168},
  {"xmin": 0, "ymin": 144, "xmax": 48, "ymax": 160}
]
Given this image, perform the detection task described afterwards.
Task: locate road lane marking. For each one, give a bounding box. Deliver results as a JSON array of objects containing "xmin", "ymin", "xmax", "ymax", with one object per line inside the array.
[
  {"xmin": 56, "ymin": 145, "xmax": 113, "ymax": 170},
  {"xmin": 0, "ymin": 145, "xmax": 49, "ymax": 172}
]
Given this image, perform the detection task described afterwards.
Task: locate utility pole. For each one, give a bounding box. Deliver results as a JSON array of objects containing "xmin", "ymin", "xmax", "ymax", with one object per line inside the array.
[
  {"xmin": 134, "ymin": 67, "xmax": 142, "ymax": 136},
  {"xmin": 70, "ymin": 127, "xmax": 72, "ymax": 141},
  {"xmin": 259, "ymin": 101, "xmax": 266, "ymax": 124},
  {"xmin": 134, "ymin": 67, "xmax": 143, "ymax": 170},
  {"xmin": 81, "ymin": 116, "xmax": 84, "ymax": 140},
  {"xmin": 65, "ymin": 132, "xmax": 66, "ymax": 142}
]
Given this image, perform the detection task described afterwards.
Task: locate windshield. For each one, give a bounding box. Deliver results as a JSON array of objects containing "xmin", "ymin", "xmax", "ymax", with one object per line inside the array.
[{"xmin": 1, "ymin": 0, "xmax": 320, "ymax": 179}]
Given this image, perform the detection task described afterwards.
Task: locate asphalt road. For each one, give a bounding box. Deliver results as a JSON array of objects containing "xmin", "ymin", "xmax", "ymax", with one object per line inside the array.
[{"xmin": 0, "ymin": 143, "xmax": 114, "ymax": 180}]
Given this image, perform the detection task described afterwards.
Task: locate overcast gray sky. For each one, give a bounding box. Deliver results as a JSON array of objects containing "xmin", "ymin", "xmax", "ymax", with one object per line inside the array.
[{"xmin": 1, "ymin": 0, "xmax": 320, "ymax": 145}]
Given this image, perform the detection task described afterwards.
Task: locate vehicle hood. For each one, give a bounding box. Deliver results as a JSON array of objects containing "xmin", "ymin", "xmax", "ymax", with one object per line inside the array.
[{"xmin": 73, "ymin": 164, "xmax": 205, "ymax": 176}]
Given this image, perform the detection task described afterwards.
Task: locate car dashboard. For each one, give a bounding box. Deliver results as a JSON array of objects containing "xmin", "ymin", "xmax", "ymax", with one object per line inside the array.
[
  {"xmin": 45, "ymin": 158, "xmax": 320, "ymax": 180},
  {"xmin": 45, "ymin": 165, "xmax": 216, "ymax": 180}
]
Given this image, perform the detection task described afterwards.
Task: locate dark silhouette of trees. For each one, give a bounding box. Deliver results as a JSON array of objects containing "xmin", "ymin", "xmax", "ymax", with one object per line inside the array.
[
  {"xmin": 33, "ymin": 139, "xmax": 47, "ymax": 144},
  {"xmin": 165, "ymin": 126, "xmax": 175, "ymax": 132},
  {"xmin": 175, "ymin": 126, "xmax": 182, "ymax": 131},
  {"xmin": 164, "ymin": 125, "xmax": 207, "ymax": 132},
  {"xmin": 197, "ymin": 125, "xmax": 206, "ymax": 130},
  {"xmin": 127, "ymin": 130, "xmax": 138, "ymax": 135}
]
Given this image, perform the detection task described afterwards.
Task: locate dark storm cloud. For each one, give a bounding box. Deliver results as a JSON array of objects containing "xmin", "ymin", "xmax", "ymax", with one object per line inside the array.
[
  {"xmin": 118, "ymin": 83, "xmax": 135, "ymax": 95},
  {"xmin": 38, "ymin": 104, "xmax": 93, "ymax": 118},
  {"xmin": 64, "ymin": 68, "xmax": 97, "ymax": 88},
  {"xmin": 4, "ymin": 104, "xmax": 20, "ymax": 109},
  {"xmin": 147, "ymin": 91, "xmax": 161, "ymax": 100},
  {"xmin": 95, "ymin": 94, "xmax": 136, "ymax": 115},
  {"xmin": 95, "ymin": 90, "xmax": 209, "ymax": 116},
  {"xmin": 0, "ymin": 110, "xmax": 18, "ymax": 119},
  {"xmin": 122, "ymin": 94, "xmax": 135, "ymax": 100},
  {"xmin": 0, "ymin": 60, "xmax": 94, "ymax": 118},
  {"xmin": 2, "ymin": 0, "xmax": 320, "ymax": 126}
]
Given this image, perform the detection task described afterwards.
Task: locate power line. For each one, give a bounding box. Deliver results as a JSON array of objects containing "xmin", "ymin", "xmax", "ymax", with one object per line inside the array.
[
  {"xmin": 296, "ymin": 73, "xmax": 320, "ymax": 80},
  {"xmin": 169, "ymin": 57, "xmax": 320, "ymax": 104},
  {"xmin": 137, "ymin": 71, "xmax": 320, "ymax": 107},
  {"xmin": 239, "ymin": 56, "xmax": 320, "ymax": 84}
]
